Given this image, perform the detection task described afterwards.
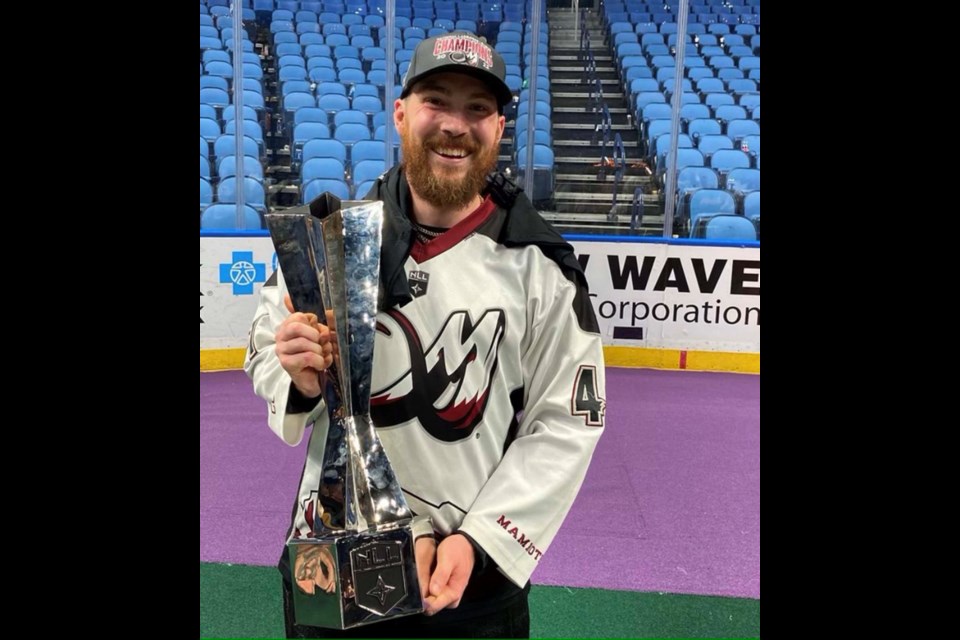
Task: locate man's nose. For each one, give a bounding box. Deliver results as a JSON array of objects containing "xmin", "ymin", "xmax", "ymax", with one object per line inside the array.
[{"xmin": 439, "ymin": 110, "xmax": 470, "ymax": 136}]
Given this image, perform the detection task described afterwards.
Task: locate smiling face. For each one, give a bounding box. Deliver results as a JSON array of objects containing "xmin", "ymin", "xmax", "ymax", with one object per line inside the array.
[{"xmin": 395, "ymin": 71, "xmax": 506, "ymax": 212}]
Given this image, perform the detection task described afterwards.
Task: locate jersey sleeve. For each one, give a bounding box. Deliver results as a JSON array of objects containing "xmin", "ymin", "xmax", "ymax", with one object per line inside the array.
[
  {"xmin": 243, "ymin": 268, "xmax": 326, "ymax": 446},
  {"xmin": 457, "ymin": 252, "xmax": 606, "ymax": 587}
]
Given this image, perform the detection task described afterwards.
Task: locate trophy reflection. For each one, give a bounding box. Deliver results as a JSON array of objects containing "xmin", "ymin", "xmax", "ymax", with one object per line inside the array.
[{"xmin": 265, "ymin": 194, "xmax": 426, "ymax": 629}]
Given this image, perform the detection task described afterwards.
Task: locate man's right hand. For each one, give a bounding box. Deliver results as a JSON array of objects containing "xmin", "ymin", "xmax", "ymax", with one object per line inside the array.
[{"xmin": 276, "ymin": 295, "xmax": 335, "ymax": 398}]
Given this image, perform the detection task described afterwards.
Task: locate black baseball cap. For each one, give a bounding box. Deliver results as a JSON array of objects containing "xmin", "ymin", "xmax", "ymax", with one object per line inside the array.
[{"xmin": 400, "ymin": 31, "xmax": 513, "ymax": 112}]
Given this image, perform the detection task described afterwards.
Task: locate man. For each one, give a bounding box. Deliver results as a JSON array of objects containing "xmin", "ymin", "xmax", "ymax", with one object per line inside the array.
[{"xmin": 245, "ymin": 31, "xmax": 607, "ymax": 638}]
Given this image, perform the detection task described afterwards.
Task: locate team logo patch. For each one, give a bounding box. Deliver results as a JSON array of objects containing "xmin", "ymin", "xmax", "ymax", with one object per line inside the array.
[
  {"xmin": 409, "ymin": 270, "xmax": 429, "ymax": 298},
  {"xmin": 350, "ymin": 541, "xmax": 406, "ymax": 615}
]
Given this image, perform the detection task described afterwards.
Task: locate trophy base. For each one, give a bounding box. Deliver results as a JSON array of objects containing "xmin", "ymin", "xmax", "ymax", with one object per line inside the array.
[{"xmin": 288, "ymin": 524, "xmax": 423, "ymax": 629}]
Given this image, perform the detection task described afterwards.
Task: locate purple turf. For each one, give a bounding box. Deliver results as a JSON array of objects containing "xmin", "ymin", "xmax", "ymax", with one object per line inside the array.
[{"xmin": 200, "ymin": 367, "xmax": 759, "ymax": 599}]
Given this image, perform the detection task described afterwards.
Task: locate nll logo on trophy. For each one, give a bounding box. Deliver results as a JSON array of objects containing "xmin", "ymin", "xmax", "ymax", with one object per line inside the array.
[{"xmin": 351, "ymin": 541, "xmax": 406, "ymax": 615}]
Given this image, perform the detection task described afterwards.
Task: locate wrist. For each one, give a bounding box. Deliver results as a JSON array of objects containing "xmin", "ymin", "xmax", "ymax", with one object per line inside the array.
[
  {"xmin": 412, "ymin": 515, "xmax": 435, "ymax": 542},
  {"xmin": 454, "ymin": 529, "xmax": 488, "ymax": 574},
  {"xmin": 287, "ymin": 381, "xmax": 322, "ymax": 413}
]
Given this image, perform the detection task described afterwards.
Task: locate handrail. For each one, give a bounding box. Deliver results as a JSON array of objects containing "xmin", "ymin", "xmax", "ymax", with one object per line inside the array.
[
  {"xmin": 597, "ymin": 102, "xmax": 612, "ymax": 180},
  {"xmin": 608, "ymin": 132, "xmax": 626, "ymax": 221}
]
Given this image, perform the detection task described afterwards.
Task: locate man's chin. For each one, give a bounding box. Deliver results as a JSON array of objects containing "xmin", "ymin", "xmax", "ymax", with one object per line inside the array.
[{"xmin": 422, "ymin": 186, "xmax": 472, "ymax": 207}]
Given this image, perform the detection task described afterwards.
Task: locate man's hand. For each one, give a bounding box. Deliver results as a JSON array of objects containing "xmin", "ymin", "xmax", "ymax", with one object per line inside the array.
[
  {"xmin": 276, "ymin": 295, "xmax": 336, "ymax": 398},
  {"xmin": 423, "ymin": 534, "xmax": 475, "ymax": 615}
]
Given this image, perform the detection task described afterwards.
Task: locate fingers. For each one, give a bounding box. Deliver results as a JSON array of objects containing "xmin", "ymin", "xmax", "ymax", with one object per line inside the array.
[
  {"xmin": 277, "ymin": 316, "xmax": 335, "ymax": 365},
  {"xmin": 284, "ymin": 298, "xmax": 336, "ymax": 335},
  {"xmin": 415, "ymin": 537, "xmax": 438, "ymax": 602},
  {"xmin": 425, "ymin": 567, "xmax": 470, "ymax": 613},
  {"xmin": 277, "ymin": 331, "xmax": 327, "ymax": 372},
  {"xmin": 428, "ymin": 561, "xmax": 453, "ymax": 601}
]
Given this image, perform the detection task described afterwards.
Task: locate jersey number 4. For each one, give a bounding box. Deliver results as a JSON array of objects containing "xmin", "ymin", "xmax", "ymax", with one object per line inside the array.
[{"xmin": 572, "ymin": 365, "xmax": 605, "ymax": 427}]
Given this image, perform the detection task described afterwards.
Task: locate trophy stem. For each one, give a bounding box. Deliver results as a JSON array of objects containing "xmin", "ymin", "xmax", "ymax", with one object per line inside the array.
[{"xmin": 345, "ymin": 415, "xmax": 412, "ymax": 530}]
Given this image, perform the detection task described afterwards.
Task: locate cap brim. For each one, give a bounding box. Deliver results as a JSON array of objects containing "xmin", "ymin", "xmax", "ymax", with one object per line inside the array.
[{"xmin": 402, "ymin": 66, "xmax": 514, "ymax": 110}]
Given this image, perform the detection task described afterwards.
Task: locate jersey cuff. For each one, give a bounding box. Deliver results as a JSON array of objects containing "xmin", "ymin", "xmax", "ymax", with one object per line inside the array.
[
  {"xmin": 286, "ymin": 382, "xmax": 323, "ymax": 414},
  {"xmin": 456, "ymin": 528, "xmax": 490, "ymax": 576}
]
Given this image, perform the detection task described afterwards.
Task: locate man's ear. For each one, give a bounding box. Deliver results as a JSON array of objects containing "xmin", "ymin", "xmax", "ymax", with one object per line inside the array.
[{"xmin": 394, "ymin": 98, "xmax": 405, "ymax": 130}]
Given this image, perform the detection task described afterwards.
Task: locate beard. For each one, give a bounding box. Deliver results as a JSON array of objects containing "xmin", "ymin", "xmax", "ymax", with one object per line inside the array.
[{"xmin": 400, "ymin": 126, "xmax": 499, "ymax": 210}]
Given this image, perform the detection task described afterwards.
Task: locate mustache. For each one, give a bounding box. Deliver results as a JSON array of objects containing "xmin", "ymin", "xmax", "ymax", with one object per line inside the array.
[{"xmin": 422, "ymin": 135, "xmax": 479, "ymax": 154}]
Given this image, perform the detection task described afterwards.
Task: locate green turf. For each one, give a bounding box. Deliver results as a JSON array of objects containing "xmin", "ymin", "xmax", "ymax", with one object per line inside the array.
[{"xmin": 201, "ymin": 562, "xmax": 759, "ymax": 639}]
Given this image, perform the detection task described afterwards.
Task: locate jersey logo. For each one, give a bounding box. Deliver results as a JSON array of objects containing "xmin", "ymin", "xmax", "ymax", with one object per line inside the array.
[
  {"xmin": 572, "ymin": 365, "xmax": 605, "ymax": 427},
  {"xmin": 371, "ymin": 308, "xmax": 505, "ymax": 442},
  {"xmin": 408, "ymin": 270, "xmax": 429, "ymax": 298}
]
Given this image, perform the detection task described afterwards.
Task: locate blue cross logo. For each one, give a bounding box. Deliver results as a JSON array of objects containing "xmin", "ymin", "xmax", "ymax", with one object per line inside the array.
[{"xmin": 219, "ymin": 251, "xmax": 266, "ymax": 295}]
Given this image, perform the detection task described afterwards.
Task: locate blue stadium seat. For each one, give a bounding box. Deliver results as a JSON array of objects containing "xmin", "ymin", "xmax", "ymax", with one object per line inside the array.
[
  {"xmin": 303, "ymin": 138, "xmax": 347, "ymax": 164},
  {"xmin": 743, "ymin": 191, "xmax": 760, "ymax": 222},
  {"xmin": 709, "ymin": 149, "xmax": 751, "ymax": 174},
  {"xmin": 284, "ymin": 91, "xmax": 318, "ymax": 115},
  {"xmin": 303, "ymin": 178, "xmax": 350, "ymax": 203},
  {"xmin": 724, "ymin": 167, "xmax": 760, "ymax": 196},
  {"xmin": 214, "ymin": 135, "xmax": 260, "ymax": 161},
  {"xmin": 200, "ymin": 117, "xmax": 221, "ymax": 141},
  {"xmin": 687, "ymin": 118, "xmax": 722, "ymax": 141},
  {"xmin": 696, "ymin": 134, "xmax": 734, "ymax": 160},
  {"xmin": 218, "ymin": 177, "xmax": 266, "ymax": 210},
  {"xmin": 318, "ymin": 93, "xmax": 351, "ymax": 113},
  {"xmin": 200, "ymin": 87, "xmax": 230, "ymax": 107},
  {"xmin": 282, "ymin": 80, "xmax": 313, "ymax": 96},
  {"xmin": 515, "ymin": 144, "xmax": 555, "ymax": 205},
  {"xmin": 201, "ymin": 203, "xmax": 262, "ymax": 230},
  {"xmin": 334, "ymin": 109, "xmax": 368, "ymax": 127},
  {"xmin": 225, "ymin": 118, "xmax": 264, "ymax": 144},
  {"xmin": 223, "ymin": 104, "xmax": 259, "ymax": 122},
  {"xmin": 334, "ymin": 122, "xmax": 371, "ymax": 145},
  {"xmin": 714, "ymin": 104, "xmax": 747, "ymax": 123},
  {"xmin": 309, "ymin": 67, "xmax": 338, "ymax": 82},
  {"xmin": 726, "ymin": 118, "xmax": 760, "ymax": 140},
  {"xmin": 218, "ymin": 155, "xmax": 264, "ymax": 181},
  {"xmin": 692, "ymin": 214, "xmax": 757, "ymax": 241},
  {"xmin": 302, "ymin": 157, "xmax": 346, "ymax": 184},
  {"xmin": 351, "ymin": 140, "xmax": 386, "ymax": 166},
  {"xmin": 688, "ymin": 188, "xmax": 736, "ymax": 231},
  {"xmin": 351, "ymin": 159, "xmax": 385, "ymax": 185}
]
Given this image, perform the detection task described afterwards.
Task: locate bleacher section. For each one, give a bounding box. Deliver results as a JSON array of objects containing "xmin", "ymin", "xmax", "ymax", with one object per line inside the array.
[
  {"xmin": 200, "ymin": 0, "xmax": 758, "ymax": 241},
  {"xmin": 601, "ymin": 0, "xmax": 760, "ymax": 237}
]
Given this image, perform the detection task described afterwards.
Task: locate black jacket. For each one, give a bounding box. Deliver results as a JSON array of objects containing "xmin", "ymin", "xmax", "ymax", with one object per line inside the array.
[{"xmin": 364, "ymin": 166, "xmax": 596, "ymax": 333}]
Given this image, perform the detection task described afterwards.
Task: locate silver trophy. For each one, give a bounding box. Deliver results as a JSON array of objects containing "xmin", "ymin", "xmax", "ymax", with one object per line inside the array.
[{"xmin": 265, "ymin": 194, "xmax": 426, "ymax": 629}]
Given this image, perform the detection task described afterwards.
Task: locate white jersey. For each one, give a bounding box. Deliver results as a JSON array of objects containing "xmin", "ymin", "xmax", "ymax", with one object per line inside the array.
[{"xmin": 245, "ymin": 171, "xmax": 606, "ymax": 588}]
